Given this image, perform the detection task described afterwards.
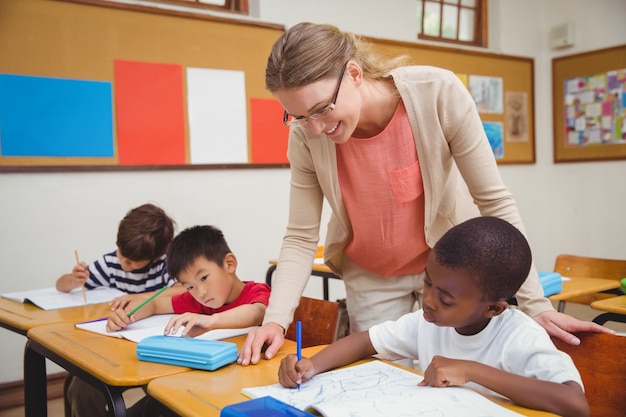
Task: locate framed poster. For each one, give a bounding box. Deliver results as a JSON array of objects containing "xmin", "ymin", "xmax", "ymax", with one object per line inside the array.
[
  {"xmin": 552, "ymin": 44, "xmax": 626, "ymax": 162},
  {"xmin": 369, "ymin": 36, "xmax": 535, "ymax": 164}
]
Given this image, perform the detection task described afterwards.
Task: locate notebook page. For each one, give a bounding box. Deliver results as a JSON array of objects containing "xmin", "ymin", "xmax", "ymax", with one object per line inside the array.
[
  {"xmin": 2, "ymin": 287, "xmax": 125, "ymax": 310},
  {"xmin": 243, "ymin": 361, "xmax": 523, "ymax": 417}
]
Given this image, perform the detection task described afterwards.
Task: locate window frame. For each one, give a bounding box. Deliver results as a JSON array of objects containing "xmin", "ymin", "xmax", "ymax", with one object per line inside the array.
[
  {"xmin": 141, "ymin": 0, "xmax": 249, "ymax": 14},
  {"xmin": 66, "ymin": 0, "xmax": 249, "ymax": 15},
  {"xmin": 417, "ymin": 0, "xmax": 488, "ymax": 48}
]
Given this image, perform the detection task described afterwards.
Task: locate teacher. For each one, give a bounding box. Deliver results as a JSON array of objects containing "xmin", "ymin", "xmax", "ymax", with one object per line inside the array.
[{"xmin": 238, "ymin": 22, "xmax": 610, "ymax": 365}]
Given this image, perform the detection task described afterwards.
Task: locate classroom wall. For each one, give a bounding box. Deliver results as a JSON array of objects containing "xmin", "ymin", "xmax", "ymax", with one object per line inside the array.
[{"xmin": 1, "ymin": 0, "xmax": 625, "ymax": 383}]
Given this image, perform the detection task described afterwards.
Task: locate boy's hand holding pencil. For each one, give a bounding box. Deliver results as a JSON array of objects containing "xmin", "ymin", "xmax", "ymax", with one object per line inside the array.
[
  {"xmin": 106, "ymin": 286, "xmax": 169, "ymax": 332},
  {"xmin": 68, "ymin": 250, "xmax": 89, "ymax": 293}
]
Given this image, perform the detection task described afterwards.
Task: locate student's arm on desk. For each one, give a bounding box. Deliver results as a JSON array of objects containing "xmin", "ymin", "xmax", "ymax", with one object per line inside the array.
[
  {"xmin": 420, "ymin": 356, "xmax": 589, "ymax": 417},
  {"xmin": 56, "ymin": 261, "xmax": 89, "ymax": 292},
  {"xmin": 165, "ymin": 302, "xmax": 266, "ymax": 338},
  {"xmin": 279, "ymin": 331, "xmax": 376, "ymax": 388},
  {"xmin": 106, "ymin": 296, "xmax": 174, "ymax": 331},
  {"xmin": 108, "ymin": 283, "xmax": 185, "ymax": 311}
]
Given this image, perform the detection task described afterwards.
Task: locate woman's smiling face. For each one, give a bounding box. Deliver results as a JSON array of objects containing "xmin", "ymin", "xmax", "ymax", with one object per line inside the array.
[{"xmin": 276, "ymin": 62, "xmax": 361, "ymax": 144}]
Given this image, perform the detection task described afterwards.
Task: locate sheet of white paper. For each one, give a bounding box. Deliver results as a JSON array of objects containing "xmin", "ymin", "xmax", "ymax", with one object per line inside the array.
[
  {"xmin": 243, "ymin": 361, "xmax": 522, "ymax": 417},
  {"xmin": 187, "ymin": 67, "xmax": 248, "ymax": 164},
  {"xmin": 1, "ymin": 286, "xmax": 126, "ymax": 310},
  {"xmin": 76, "ymin": 313, "xmax": 256, "ymax": 343}
]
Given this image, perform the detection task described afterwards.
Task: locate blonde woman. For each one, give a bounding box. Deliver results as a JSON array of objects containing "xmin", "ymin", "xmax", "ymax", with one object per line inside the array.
[{"xmin": 238, "ymin": 22, "xmax": 611, "ymax": 366}]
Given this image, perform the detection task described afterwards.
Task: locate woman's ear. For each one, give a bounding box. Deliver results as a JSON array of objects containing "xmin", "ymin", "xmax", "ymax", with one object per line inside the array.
[
  {"xmin": 346, "ymin": 60, "xmax": 363, "ymax": 86},
  {"xmin": 485, "ymin": 301, "xmax": 509, "ymax": 318}
]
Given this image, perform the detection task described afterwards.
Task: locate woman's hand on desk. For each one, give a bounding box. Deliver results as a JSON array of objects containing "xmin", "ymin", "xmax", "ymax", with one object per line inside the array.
[
  {"xmin": 533, "ymin": 310, "xmax": 615, "ymax": 345},
  {"xmin": 237, "ymin": 322, "xmax": 285, "ymax": 366}
]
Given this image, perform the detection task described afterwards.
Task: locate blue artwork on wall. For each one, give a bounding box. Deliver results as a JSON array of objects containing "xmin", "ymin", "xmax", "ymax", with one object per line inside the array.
[{"xmin": 0, "ymin": 74, "xmax": 114, "ymax": 157}]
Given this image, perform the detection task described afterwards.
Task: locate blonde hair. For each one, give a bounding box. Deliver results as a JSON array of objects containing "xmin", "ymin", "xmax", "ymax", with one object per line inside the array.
[{"xmin": 266, "ymin": 22, "xmax": 410, "ymax": 92}]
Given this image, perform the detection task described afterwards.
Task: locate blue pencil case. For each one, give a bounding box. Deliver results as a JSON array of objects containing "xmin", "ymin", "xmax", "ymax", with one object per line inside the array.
[
  {"xmin": 539, "ymin": 271, "xmax": 562, "ymax": 297},
  {"xmin": 136, "ymin": 335, "xmax": 238, "ymax": 371},
  {"xmin": 221, "ymin": 396, "xmax": 315, "ymax": 417}
]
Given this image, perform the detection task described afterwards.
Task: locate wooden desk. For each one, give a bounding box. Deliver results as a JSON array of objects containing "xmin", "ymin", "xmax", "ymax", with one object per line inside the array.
[
  {"xmin": 590, "ymin": 295, "xmax": 626, "ymax": 324},
  {"xmin": 548, "ymin": 276, "xmax": 621, "ymax": 312},
  {"xmin": 0, "ymin": 297, "xmax": 111, "ymax": 335},
  {"xmin": 24, "ymin": 321, "xmax": 195, "ymax": 417},
  {"xmin": 266, "ymin": 260, "xmax": 342, "ymax": 301},
  {"xmin": 147, "ymin": 344, "xmax": 557, "ymax": 417}
]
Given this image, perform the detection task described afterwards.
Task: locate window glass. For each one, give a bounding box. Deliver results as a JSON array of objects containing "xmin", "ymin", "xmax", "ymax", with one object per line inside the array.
[{"xmin": 417, "ymin": 0, "xmax": 486, "ymax": 47}]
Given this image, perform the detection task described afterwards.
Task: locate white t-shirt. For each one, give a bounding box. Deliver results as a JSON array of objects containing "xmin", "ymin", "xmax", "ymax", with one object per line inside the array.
[{"xmin": 369, "ymin": 308, "xmax": 583, "ymax": 396}]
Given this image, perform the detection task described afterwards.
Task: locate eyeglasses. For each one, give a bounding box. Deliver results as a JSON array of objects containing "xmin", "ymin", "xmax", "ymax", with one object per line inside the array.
[{"xmin": 282, "ymin": 63, "xmax": 347, "ymax": 127}]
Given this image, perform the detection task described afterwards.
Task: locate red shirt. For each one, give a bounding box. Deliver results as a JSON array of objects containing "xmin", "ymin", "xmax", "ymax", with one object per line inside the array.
[{"xmin": 171, "ymin": 281, "xmax": 270, "ymax": 314}]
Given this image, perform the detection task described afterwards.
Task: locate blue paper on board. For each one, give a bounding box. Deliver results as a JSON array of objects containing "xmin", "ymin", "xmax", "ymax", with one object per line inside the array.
[{"xmin": 0, "ymin": 73, "xmax": 114, "ymax": 157}]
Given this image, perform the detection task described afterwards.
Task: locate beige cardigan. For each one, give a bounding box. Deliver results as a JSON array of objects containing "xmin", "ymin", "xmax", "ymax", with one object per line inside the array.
[{"xmin": 263, "ymin": 65, "xmax": 552, "ymax": 330}]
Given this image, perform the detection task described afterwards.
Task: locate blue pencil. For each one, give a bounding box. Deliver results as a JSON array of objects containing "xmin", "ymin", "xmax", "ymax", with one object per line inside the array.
[{"xmin": 296, "ymin": 320, "xmax": 302, "ymax": 391}]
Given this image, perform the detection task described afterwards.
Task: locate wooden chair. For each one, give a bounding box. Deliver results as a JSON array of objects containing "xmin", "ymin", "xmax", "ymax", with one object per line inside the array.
[
  {"xmin": 553, "ymin": 254, "xmax": 626, "ymax": 311},
  {"xmin": 285, "ymin": 296, "xmax": 341, "ymax": 348},
  {"xmin": 551, "ymin": 332, "xmax": 626, "ymax": 417}
]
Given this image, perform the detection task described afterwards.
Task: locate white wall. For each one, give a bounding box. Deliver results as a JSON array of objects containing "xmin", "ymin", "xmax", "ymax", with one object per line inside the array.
[{"xmin": 1, "ymin": 0, "xmax": 625, "ymax": 383}]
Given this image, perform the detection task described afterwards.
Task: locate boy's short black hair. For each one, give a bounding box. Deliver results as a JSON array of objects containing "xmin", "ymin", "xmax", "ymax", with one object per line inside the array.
[
  {"xmin": 116, "ymin": 203, "xmax": 175, "ymax": 262},
  {"xmin": 167, "ymin": 225, "xmax": 232, "ymax": 280},
  {"xmin": 433, "ymin": 216, "xmax": 532, "ymax": 301}
]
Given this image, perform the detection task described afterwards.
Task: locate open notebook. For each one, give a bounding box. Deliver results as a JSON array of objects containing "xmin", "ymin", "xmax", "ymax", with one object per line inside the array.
[
  {"xmin": 1, "ymin": 286, "xmax": 125, "ymax": 310},
  {"xmin": 242, "ymin": 361, "xmax": 522, "ymax": 417},
  {"xmin": 76, "ymin": 313, "xmax": 257, "ymax": 343}
]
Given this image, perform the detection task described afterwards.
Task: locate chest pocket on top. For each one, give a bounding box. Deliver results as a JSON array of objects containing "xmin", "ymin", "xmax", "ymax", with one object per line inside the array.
[{"xmin": 389, "ymin": 160, "xmax": 423, "ymax": 205}]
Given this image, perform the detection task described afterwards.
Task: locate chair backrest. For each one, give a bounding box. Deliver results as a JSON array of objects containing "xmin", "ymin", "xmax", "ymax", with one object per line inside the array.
[
  {"xmin": 285, "ymin": 296, "xmax": 340, "ymax": 348},
  {"xmin": 551, "ymin": 332, "xmax": 626, "ymax": 417},
  {"xmin": 554, "ymin": 254, "xmax": 626, "ymax": 280}
]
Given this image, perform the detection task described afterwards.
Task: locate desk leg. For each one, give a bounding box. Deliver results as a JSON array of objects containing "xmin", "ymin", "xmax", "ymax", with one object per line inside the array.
[
  {"xmin": 104, "ymin": 385, "xmax": 129, "ymax": 417},
  {"xmin": 24, "ymin": 339, "xmax": 129, "ymax": 417},
  {"xmin": 24, "ymin": 339, "xmax": 48, "ymax": 417}
]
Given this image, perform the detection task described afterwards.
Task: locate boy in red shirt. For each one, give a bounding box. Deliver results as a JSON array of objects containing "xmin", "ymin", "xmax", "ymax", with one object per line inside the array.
[{"xmin": 107, "ymin": 224, "xmax": 270, "ymax": 338}]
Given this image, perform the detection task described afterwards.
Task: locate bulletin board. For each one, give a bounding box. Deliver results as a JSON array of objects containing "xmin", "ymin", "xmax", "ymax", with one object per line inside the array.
[
  {"xmin": 0, "ymin": 0, "xmax": 288, "ymax": 172},
  {"xmin": 366, "ymin": 36, "xmax": 536, "ymax": 164},
  {"xmin": 552, "ymin": 44, "xmax": 626, "ymax": 163}
]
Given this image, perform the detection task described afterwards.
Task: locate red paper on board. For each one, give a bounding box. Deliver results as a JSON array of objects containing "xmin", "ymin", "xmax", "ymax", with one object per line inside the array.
[
  {"xmin": 250, "ymin": 98, "xmax": 289, "ymax": 164},
  {"xmin": 114, "ymin": 60, "xmax": 186, "ymax": 165}
]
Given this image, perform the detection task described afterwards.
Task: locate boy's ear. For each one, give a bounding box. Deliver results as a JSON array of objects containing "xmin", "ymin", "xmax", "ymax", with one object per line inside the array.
[
  {"xmin": 224, "ymin": 252, "xmax": 237, "ymax": 273},
  {"xmin": 485, "ymin": 301, "xmax": 509, "ymax": 318}
]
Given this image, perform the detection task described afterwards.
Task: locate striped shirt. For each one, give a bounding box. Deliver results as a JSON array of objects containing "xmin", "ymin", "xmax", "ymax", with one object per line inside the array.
[{"xmin": 85, "ymin": 251, "xmax": 174, "ymax": 294}]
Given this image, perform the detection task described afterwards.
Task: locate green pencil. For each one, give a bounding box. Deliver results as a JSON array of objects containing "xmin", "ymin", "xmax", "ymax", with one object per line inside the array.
[{"xmin": 127, "ymin": 286, "xmax": 168, "ymax": 317}]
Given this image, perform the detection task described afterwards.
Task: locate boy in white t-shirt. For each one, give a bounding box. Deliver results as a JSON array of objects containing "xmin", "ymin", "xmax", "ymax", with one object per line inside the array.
[{"xmin": 278, "ymin": 217, "xmax": 589, "ymax": 417}]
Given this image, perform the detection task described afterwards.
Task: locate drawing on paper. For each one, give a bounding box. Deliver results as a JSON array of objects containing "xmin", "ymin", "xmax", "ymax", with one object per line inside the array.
[{"xmin": 243, "ymin": 361, "xmax": 523, "ymax": 417}]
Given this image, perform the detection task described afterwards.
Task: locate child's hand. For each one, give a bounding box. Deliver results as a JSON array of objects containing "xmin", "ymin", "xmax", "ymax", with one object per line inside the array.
[
  {"xmin": 71, "ymin": 262, "xmax": 89, "ymax": 286},
  {"xmin": 164, "ymin": 313, "xmax": 216, "ymax": 338},
  {"xmin": 110, "ymin": 293, "xmax": 149, "ymax": 311},
  {"xmin": 419, "ymin": 355, "xmax": 469, "ymax": 387},
  {"xmin": 278, "ymin": 354, "xmax": 315, "ymax": 388},
  {"xmin": 106, "ymin": 308, "xmax": 135, "ymax": 332}
]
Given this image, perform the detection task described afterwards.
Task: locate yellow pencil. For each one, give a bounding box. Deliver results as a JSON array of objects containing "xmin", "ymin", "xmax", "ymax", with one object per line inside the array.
[{"xmin": 75, "ymin": 250, "xmax": 86, "ymax": 304}]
